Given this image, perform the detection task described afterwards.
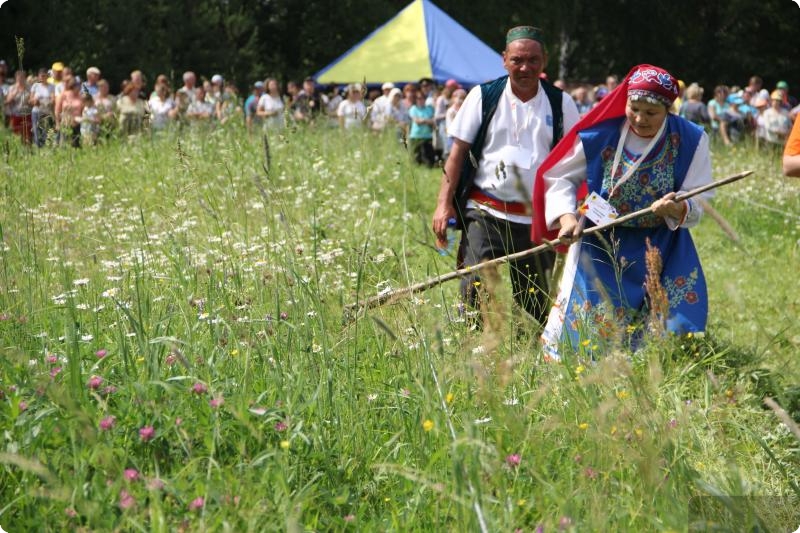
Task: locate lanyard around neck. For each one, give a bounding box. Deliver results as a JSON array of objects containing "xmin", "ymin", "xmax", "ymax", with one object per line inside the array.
[
  {"xmin": 609, "ymin": 119, "xmax": 667, "ymax": 195},
  {"xmin": 509, "ymin": 98, "xmax": 534, "ymax": 145}
]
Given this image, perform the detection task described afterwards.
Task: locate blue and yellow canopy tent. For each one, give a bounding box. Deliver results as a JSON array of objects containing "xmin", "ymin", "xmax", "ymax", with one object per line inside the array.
[{"xmin": 314, "ymin": 0, "xmax": 506, "ymax": 87}]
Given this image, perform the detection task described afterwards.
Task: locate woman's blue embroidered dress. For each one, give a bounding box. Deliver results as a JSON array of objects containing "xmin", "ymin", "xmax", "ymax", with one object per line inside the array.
[{"xmin": 541, "ymin": 115, "xmax": 708, "ymax": 356}]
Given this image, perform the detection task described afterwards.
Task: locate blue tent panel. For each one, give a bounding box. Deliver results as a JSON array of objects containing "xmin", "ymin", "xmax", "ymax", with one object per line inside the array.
[
  {"xmin": 422, "ymin": 0, "xmax": 506, "ymax": 85},
  {"xmin": 314, "ymin": 0, "xmax": 506, "ymax": 87}
]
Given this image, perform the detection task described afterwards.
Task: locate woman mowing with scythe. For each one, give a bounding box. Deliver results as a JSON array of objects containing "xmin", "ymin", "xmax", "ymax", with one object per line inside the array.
[{"xmin": 533, "ymin": 65, "xmax": 714, "ymax": 360}]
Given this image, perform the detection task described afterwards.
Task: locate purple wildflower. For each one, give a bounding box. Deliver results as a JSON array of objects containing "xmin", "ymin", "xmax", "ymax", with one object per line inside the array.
[
  {"xmin": 209, "ymin": 396, "xmax": 224, "ymax": 409},
  {"xmin": 139, "ymin": 425, "xmax": 155, "ymax": 442},
  {"xmin": 189, "ymin": 496, "xmax": 204, "ymax": 511},
  {"xmin": 99, "ymin": 416, "xmax": 116, "ymax": 431},
  {"xmin": 119, "ymin": 489, "xmax": 136, "ymax": 510}
]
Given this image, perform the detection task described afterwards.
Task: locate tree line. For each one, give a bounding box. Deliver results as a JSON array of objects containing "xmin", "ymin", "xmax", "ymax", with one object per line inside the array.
[{"xmin": 1, "ymin": 0, "xmax": 796, "ymax": 93}]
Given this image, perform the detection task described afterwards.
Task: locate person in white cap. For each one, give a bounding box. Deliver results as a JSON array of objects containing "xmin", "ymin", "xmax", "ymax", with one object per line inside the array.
[
  {"xmin": 337, "ymin": 83, "xmax": 367, "ymax": 130},
  {"xmin": 177, "ymin": 71, "xmax": 197, "ymax": 105},
  {"xmin": 82, "ymin": 66, "xmax": 101, "ymax": 97},
  {"xmin": 369, "ymin": 81, "xmax": 395, "ymax": 131},
  {"xmin": 206, "ymin": 74, "xmax": 224, "ymax": 108}
]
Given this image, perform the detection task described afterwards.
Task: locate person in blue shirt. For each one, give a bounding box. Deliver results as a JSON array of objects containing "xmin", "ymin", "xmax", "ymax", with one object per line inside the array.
[
  {"xmin": 244, "ymin": 81, "xmax": 264, "ymax": 133},
  {"xmin": 408, "ymin": 90, "xmax": 435, "ymax": 167}
]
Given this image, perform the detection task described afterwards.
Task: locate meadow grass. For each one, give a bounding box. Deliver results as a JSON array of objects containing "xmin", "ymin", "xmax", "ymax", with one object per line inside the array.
[{"xmin": 0, "ymin": 126, "xmax": 798, "ymax": 532}]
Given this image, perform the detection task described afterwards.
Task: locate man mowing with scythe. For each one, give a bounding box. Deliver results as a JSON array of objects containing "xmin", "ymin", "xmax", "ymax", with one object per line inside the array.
[{"xmin": 431, "ymin": 25, "xmax": 580, "ymax": 326}]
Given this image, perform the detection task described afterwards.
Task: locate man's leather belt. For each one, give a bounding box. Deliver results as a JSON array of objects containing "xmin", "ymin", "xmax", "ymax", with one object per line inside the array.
[{"xmin": 469, "ymin": 189, "xmax": 530, "ymax": 215}]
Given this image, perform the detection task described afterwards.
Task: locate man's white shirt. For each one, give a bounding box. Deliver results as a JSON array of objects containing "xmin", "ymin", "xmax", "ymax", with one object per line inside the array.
[{"xmin": 448, "ymin": 79, "xmax": 579, "ymax": 224}]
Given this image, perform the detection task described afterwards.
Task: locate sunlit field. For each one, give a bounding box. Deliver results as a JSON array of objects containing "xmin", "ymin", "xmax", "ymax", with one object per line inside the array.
[{"xmin": 0, "ymin": 124, "xmax": 798, "ymax": 531}]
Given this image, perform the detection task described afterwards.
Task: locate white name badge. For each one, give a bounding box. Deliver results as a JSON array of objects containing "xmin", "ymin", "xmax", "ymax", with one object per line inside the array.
[{"xmin": 581, "ymin": 192, "xmax": 619, "ymax": 226}]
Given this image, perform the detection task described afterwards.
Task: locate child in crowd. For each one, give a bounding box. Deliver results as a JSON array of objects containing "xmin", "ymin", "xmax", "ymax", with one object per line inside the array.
[
  {"xmin": 174, "ymin": 91, "xmax": 190, "ymax": 128},
  {"xmin": 79, "ymin": 92, "xmax": 100, "ymax": 146},
  {"xmin": 408, "ymin": 90, "xmax": 435, "ymax": 166}
]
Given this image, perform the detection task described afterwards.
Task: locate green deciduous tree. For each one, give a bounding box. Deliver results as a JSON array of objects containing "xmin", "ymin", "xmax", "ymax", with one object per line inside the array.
[{"xmin": 1, "ymin": 0, "xmax": 796, "ymax": 93}]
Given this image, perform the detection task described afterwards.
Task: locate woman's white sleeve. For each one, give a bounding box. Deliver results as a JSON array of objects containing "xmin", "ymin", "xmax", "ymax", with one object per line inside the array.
[
  {"xmin": 544, "ymin": 137, "xmax": 588, "ymax": 229},
  {"xmin": 665, "ymin": 131, "xmax": 713, "ymax": 229}
]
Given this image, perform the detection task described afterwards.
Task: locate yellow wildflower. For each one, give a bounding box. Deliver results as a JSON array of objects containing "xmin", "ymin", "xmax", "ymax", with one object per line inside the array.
[
  {"xmin": 578, "ymin": 422, "xmax": 589, "ymax": 430},
  {"xmin": 422, "ymin": 419, "xmax": 434, "ymax": 432},
  {"xmin": 280, "ymin": 440, "xmax": 290, "ymax": 450},
  {"xmin": 445, "ymin": 393, "xmax": 454, "ymax": 404}
]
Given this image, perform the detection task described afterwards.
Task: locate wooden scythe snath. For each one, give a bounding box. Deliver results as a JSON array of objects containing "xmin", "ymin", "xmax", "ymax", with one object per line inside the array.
[{"xmin": 344, "ymin": 170, "xmax": 754, "ymax": 318}]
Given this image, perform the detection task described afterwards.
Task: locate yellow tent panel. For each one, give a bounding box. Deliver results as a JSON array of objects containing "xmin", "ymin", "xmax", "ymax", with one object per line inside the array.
[{"xmin": 317, "ymin": 0, "xmax": 433, "ymax": 84}]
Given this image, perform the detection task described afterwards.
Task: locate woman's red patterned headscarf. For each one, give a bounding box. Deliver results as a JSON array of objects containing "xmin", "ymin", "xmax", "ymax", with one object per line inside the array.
[{"xmin": 627, "ymin": 66, "xmax": 679, "ymax": 107}]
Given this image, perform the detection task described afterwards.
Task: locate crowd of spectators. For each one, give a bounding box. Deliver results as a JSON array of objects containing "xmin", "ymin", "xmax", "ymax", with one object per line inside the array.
[
  {"xmin": 562, "ymin": 74, "xmax": 798, "ymax": 150},
  {"xmin": 0, "ymin": 59, "xmax": 797, "ymax": 164},
  {"xmin": 0, "ymin": 62, "xmax": 248, "ymax": 148},
  {"xmin": 0, "ymin": 59, "xmax": 470, "ymax": 168}
]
